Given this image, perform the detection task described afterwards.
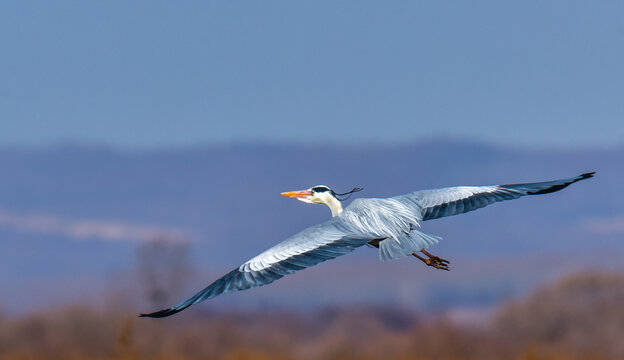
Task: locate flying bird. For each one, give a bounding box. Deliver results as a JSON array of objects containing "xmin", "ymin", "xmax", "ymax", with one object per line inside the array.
[{"xmin": 140, "ymin": 172, "xmax": 594, "ymax": 318}]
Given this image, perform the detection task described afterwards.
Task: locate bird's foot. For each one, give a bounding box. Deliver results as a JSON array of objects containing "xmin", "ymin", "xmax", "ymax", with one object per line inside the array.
[{"xmin": 425, "ymin": 256, "xmax": 450, "ymax": 271}]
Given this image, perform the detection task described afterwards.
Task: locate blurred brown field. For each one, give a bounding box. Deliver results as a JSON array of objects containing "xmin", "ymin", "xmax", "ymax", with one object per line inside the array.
[{"xmin": 1, "ymin": 271, "xmax": 623, "ymax": 360}]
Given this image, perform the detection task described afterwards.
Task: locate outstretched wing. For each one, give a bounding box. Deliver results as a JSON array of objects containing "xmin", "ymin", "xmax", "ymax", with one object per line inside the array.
[
  {"xmin": 140, "ymin": 217, "xmax": 368, "ymax": 318},
  {"xmin": 400, "ymin": 172, "xmax": 594, "ymax": 221}
]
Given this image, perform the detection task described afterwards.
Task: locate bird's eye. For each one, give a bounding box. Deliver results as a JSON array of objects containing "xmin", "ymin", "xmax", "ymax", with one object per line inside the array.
[{"xmin": 312, "ymin": 186, "xmax": 329, "ymax": 193}]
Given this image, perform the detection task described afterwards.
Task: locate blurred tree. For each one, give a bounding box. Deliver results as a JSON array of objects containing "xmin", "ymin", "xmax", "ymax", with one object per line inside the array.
[
  {"xmin": 137, "ymin": 236, "xmax": 192, "ymax": 309},
  {"xmin": 1, "ymin": 271, "xmax": 622, "ymax": 360},
  {"xmin": 494, "ymin": 272, "xmax": 624, "ymax": 359}
]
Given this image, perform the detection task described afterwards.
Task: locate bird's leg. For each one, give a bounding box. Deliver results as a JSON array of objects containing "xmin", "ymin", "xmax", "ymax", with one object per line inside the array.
[
  {"xmin": 413, "ymin": 249, "xmax": 450, "ymax": 271},
  {"xmin": 369, "ymin": 239, "xmax": 450, "ymax": 270},
  {"xmin": 412, "ymin": 252, "xmax": 431, "ymax": 264}
]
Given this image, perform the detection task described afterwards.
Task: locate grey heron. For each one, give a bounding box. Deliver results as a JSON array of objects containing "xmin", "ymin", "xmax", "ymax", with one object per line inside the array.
[{"xmin": 140, "ymin": 172, "xmax": 594, "ymax": 318}]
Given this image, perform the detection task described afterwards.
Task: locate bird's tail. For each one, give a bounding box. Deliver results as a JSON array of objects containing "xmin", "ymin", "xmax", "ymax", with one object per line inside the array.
[{"xmin": 378, "ymin": 230, "xmax": 442, "ymax": 262}]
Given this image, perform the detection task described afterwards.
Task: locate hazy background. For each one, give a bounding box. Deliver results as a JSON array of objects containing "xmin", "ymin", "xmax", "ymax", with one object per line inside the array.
[
  {"xmin": 1, "ymin": 1, "xmax": 623, "ymax": 148},
  {"xmin": 1, "ymin": 1, "xmax": 623, "ymax": 359}
]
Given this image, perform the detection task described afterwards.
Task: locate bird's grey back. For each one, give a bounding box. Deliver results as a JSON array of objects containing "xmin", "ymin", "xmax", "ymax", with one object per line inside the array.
[{"xmin": 340, "ymin": 197, "xmax": 423, "ymax": 237}]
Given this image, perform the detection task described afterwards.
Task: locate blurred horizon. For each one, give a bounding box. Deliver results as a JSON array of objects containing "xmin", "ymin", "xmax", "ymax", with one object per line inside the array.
[{"xmin": 3, "ymin": 135, "xmax": 624, "ymax": 152}]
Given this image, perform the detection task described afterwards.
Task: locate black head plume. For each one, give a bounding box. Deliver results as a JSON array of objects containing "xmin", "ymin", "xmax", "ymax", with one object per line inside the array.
[{"xmin": 334, "ymin": 187, "xmax": 363, "ymax": 201}]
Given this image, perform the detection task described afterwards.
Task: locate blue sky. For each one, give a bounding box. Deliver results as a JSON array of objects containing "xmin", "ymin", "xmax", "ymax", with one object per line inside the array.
[{"xmin": 1, "ymin": 1, "xmax": 622, "ymax": 148}]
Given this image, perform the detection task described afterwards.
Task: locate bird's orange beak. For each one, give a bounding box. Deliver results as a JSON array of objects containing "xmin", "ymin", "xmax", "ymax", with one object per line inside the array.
[{"xmin": 281, "ymin": 190, "xmax": 312, "ymax": 198}]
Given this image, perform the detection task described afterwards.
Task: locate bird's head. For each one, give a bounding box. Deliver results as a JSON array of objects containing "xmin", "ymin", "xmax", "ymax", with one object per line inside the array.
[
  {"xmin": 281, "ymin": 185, "xmax": 336, "ymax": 204},
  {"xmin": 281, "ymin": 185, "xmax": 363, "ymax": 217}
]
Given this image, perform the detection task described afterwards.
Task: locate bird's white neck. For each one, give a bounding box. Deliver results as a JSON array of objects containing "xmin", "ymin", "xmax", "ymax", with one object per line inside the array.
[{"xmin": 322, "ymin": 194, "xmax": 343, "ymax": 217}]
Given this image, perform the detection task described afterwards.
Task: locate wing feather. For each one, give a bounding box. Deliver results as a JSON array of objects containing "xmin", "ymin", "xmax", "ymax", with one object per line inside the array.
[
  {"xmin": 401, "ymin": 172, "xmax": 594, "ymax": 221},
  {"xmin": 140, "ymin": 218, "xmax": 369, "ymax": 318}
]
